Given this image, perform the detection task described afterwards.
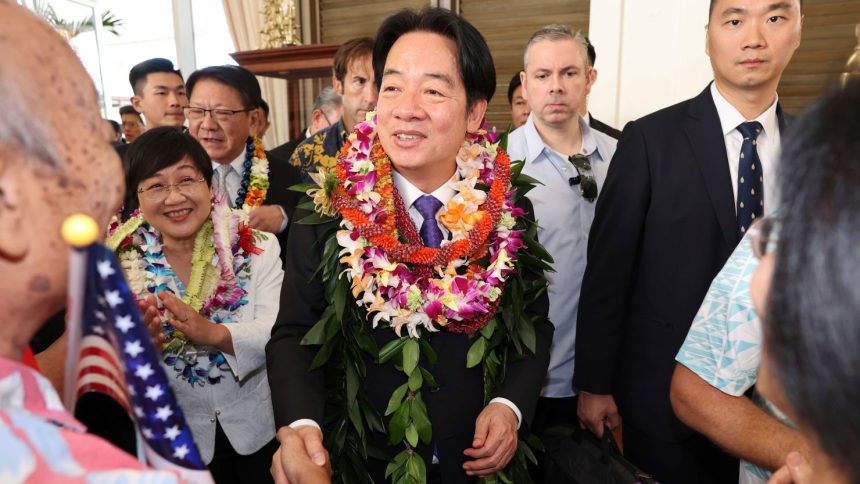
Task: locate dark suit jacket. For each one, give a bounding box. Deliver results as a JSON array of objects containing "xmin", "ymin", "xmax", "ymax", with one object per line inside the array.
[
  {"xmin": 589, "ymin": 114, "xmax": 622, "ymax": 140},
  {"xmin": 573, "ymin": 84, "xmax": 788, "ymax": 442},
  {"xmin": 264, "ymin": 151, "xmax": 304, "ymax": 264},
  {"xmin": 267, "ymin": 198, "xmax": 553, "ymax": 483},
  {"xmin": 269, "ymin": 129, "xmax": 308, "ymax": 163}
]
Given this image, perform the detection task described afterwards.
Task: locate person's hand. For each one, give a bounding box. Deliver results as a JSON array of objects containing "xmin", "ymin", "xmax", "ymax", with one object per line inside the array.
[
  {"xmin": 156, "ymin": 291, "xmax": 229, "ymax": 351},
  {"xmin": 768, "ymin": 452, "xmax": 813, "ymax": 484},
  {"xmin": 577, "ymin": 392, "xmax": 622, "ymax": 438},
  {"xmin": 271, "ymin": 426, "xmax": 330, "ymax": 484},
  {"xmin": 462, "ymin": 402, "xmax": 518, "ymax": 477},
  {"xmin": 249, "ymin": 205, "xmax": 285, "ymax": 233},
  {"xmin": 136, "ymin": 293, "xmax": 166, "ymax": 348}
]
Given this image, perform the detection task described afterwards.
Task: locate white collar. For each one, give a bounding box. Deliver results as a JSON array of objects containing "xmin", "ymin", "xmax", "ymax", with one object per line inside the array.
[
  {"xmin": 710, "ymin": 82, "xmax": 779, "ymax": 138},
  {"xmin": 523, "ymin": 114, "xmax": 600, "ymax": 163},
  {"xmin": 391, "ymin": 168, "xmax": 458, "ymax": 208},
  {"xmin": 212, "ymin": 150, "xmax": 246, "ymax": 174}
]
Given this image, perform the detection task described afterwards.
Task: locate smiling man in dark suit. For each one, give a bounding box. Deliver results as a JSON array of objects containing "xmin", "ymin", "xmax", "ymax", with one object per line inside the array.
[{"xmin": 574, "ymin": 0, "xmax": 803, "ymax": 482}]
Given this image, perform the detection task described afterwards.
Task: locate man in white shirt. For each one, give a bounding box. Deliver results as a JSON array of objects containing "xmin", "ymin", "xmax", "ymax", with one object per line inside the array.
[
  {"xmin": 506, "ymin": 24, "xmax": 616, "ymax": 441},
  {"xmin": 574, "ymin": 0, "xmax": 802, "ymax": 482}
]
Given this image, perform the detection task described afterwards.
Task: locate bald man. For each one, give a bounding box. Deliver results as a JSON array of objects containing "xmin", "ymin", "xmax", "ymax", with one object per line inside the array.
[{"xmin": 0, "ymin": 2, "xmax": 181, "ymax": 480}]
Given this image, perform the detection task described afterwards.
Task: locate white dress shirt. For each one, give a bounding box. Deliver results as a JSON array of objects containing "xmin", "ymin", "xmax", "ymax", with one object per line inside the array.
[
  {"xmin": 506, "ymin": 114, "xmax": 617, "ymax": 398},
  {"xmin": 213, "ymin": 152, "xmax": 289, "ymax": 233},
  {"xmin": 710, "ymin": 82, "xmax": 781, "ymax": 211}
]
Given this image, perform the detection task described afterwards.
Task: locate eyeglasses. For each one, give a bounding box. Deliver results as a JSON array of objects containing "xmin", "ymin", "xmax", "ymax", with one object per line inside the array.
[
  {"xmin": 568, "ymin": 154, "xmax": 597, "ymax": 203},
  {"xmin": 137, "ymin": 176, "xmax": 206, "ymax": 201},
  {"xmin": 748, "ymin": 216, "xmax": 780, "ymax": 259},
  {"xmin": 183, "ymin": 106, "xmax": 253, "ymax": 122},
  {"xmin": 320, "ymin": 109, "xmax": 333, "ymax": 128}
]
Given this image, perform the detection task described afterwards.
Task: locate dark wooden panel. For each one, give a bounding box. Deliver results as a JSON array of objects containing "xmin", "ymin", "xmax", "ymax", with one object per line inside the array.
[
  {"xmin": 779, "ymin": 0, "xmax": 860, "ymax": 114},
  {"xmin": 320, "ymin": 0, "xmax": 430, "ymax": 44}
]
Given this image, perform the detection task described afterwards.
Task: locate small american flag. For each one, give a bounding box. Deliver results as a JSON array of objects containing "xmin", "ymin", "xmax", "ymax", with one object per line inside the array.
[{"xmin": 72, "ymin": 243, "xmax": 213, "ymax": 483}]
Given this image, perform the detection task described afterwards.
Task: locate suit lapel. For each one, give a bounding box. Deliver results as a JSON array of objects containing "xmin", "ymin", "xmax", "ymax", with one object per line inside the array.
[{"xmin": 683, "ymin": 85, "xmax": 737, "ymax": 247}]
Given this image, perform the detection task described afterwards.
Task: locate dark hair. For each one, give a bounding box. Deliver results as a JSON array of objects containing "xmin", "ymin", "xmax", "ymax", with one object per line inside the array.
[
  {"xmin": 506, "ymin": 73, "xmax": 522, "ymax": 106},
  {"xmin": 186, "ymin": 65, "xmax": 262, "ymax": 110},
  {"xmin": 260, "ymin": 99, "xmax": 270, "ymax": 120},
  {"xmin": 766, "ymin": 79, "xmax": 860, "ymax": 479},
  {"xmin": 106, "ymin": 119, "xmax": 120, "ymax": 135},
  {"xmin": 709, "ymin": 0, "xmax": 802, "ymax": 19},
  {"xmin": 585, "ymin": 36, "xmax": 596, "ymax": 67},
  {"xmin": 119, "ymin": 104, "xmax": 142, "ymax": 120},
  {"xmin": 373, "ymin": 7, "xmax": 496, "ymax": 107},
  {"xmin": 128, "ymin": 58, "xmax": 183, "ymax": 96},
  {"xmin": 126, "ymin": 126, "xmax": 213, "ymax": 199},
  {"xmin": 333, "ymin": 37, "xmax": 374, "ymax": 83}
]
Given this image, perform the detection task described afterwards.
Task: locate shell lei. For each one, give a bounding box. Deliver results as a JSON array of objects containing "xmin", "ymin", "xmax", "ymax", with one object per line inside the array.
[
  {"xmin": 108, "ymin": 199, "xmax": 263, "ymax": 386},
  {"xmin": 300, "ymin": 112, "xmax": 551, "ymax": 484}
]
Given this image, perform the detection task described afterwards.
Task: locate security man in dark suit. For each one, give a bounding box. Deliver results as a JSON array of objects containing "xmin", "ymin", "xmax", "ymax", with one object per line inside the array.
[{"xmin": 574, "ymin": 0, "xmax": 803, "ymax": 482}]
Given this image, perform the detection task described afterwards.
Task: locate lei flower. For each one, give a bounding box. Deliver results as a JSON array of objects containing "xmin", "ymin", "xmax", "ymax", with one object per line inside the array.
[
  {"xmin": 107, "ymin": 198, "xmax": 265, "ymax": 386},
  {"xmin": 328, "ymin": 114, "xmax": 525, "ymax": 339},
  {"xmin": 235, "ymin": 136, "xmax": 270, "ymax": 211}
]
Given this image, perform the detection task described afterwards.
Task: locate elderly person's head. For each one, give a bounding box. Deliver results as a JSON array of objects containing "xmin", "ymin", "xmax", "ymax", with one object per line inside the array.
[
  {"xmin": 373, "ymin": 7, "xmax": 494, "ymax": 193},
  {"xmin": 185, "ymin": 65, "xmax": 263, "ymax": 165},
  {"xmin": 127, "ymin": 127, "xmax": 213, "ymax": 241},
  {"xmin": 751, "ymin": 79, "xmax": 860, "ymax": 484},
  {"xmin": 0, "ymin": 1, "xmax": 124, "ymax": 357}
]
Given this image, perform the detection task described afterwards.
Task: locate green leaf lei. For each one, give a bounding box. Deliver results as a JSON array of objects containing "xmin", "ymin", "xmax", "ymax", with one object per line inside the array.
[{"xmin": 295, "ymin": 153, "xmax": 553, "ymax": 483}]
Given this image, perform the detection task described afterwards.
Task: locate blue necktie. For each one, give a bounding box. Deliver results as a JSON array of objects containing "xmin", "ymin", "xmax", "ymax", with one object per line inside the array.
[
  {"xmin": 414, "ymin": 195, "xmax": 444, "ymax": 248},
  {"xmin": 736, "ymin": 121, "xmax": 764, "ymax": 240}
]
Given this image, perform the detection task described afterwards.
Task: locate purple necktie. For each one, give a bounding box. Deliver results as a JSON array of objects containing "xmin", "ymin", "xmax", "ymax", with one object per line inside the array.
[{"xmin": 414, "ymin": 195, "xmax": 444, "ymax": 248}]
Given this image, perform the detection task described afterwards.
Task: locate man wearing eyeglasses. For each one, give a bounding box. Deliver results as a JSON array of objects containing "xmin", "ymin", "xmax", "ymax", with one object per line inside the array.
[
  {"xmin": 574, "ymin": 0, "xmax": 802, "ymax": 482},
  {"xmin": 270, "ymin": 86, "xmax": 342, "ymax": 164},
  {"xmin": 185, "ymin": 65, "xmax": 303, "ymax": 262},
  {"xmin": 288, "ymin": 37, "xmax": 377, "ymax": 182},
  {"xmin": 505, "ymin": 24, "xmax": 617, "ymax": 448}
]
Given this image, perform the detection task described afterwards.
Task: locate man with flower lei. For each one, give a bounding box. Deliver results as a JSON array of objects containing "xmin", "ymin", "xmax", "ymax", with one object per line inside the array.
[
  {"xmin": 267, "ymin": 8, "xmax": 553, "ymax": 484},
  {"xmin": 185, "ymin": 65, "xmax": 304, "ymax": 263}
]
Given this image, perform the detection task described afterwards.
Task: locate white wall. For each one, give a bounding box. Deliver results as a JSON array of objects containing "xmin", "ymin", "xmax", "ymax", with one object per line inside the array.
[{"xmin": 589, "ymin": 0, "xmax": 715, "ymax": 129}]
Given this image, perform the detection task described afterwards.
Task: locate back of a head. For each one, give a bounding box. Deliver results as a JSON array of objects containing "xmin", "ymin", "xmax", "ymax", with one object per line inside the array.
[
  {"xmin": 373, "ymin": 7, "xmax": 496, "ymax": 107},
  {"xmin": 185, "ymin": 65, "xmax": 262, "ymax": 110},
  {"xmin": 0, "ymin": 0, "xmax": 124, "ymax": 328},
  {"xmin": 767, "ymin": 78, "xmax": 860, "ymax": 480},
  {"xmin": 313, "ymin": 86, "xmax": 342, "ymax": 112},
  {"xmin": 129, "ymin": 58, "xmax": 183, "ymax": 96}
]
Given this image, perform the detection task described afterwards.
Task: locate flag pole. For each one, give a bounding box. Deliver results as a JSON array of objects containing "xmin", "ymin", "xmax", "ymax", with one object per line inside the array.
[{"xmin": 61, "ymin": 214, "xmax": 100, "ymax": 411}]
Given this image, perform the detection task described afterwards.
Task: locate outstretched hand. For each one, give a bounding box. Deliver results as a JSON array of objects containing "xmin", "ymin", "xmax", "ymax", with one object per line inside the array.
[
  {"xmin": 136, "ymin": 293, "xmax": 166, "ymax": 348},
  {"xmin": 271, "ymin": 426, "xmax": 331, "ymax": 484}
]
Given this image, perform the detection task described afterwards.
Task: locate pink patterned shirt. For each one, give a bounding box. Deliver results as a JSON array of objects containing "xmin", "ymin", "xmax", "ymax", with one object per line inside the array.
[{"xmin": 0, "ymin": 357, "xmax": 179, "ymax": 483}]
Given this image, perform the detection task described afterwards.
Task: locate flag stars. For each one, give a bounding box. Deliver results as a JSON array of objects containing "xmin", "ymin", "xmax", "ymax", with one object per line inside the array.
[
  {"xmin": 141, "ymin": 427, "xmax": 154, "ymax": 440},
  {"xmin": 155, "ymin": 405, "xmax": 173, "ymax": 422},
  {"xmin": 135, "ymin": 363, "xmax": 155, "ymax": 381},
  {"xmin": 145, "ymin": 384, "xmax": 164, "ymax": 402},
  {"xmin": 164, "ymin": 425, "xmax": 181, "ymax": 441},
  {"xmin": 105, "ymin": 290, "xmax": 123, "ymax": 308},
  {"xmin": 173, "ymin": 444, "xmax": 190, "ymax": 460},
  {"xmin": 115, "ymin": 314, "xmax": 135, "ymax": 334},
  {"xmin": 124, "ymin": 340, "xmax": 144, "ymax": 358},
  {"xmin": 133, "ymin": 405, "xmax": 144, "ymax": 418},
  {"xmin": 96, "ymin": 259, "xmax": 116, "ymax": 279}
]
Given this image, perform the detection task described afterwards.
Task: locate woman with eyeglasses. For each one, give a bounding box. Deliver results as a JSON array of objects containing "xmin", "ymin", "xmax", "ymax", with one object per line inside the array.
[{"xmin": 108, "ymin": 126, "xmax": 284, "ymax": 483}]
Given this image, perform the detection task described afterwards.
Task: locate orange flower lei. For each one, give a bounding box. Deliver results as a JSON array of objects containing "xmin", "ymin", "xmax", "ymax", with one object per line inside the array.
[{"xmin": 333, "ymin": 140, "xmax": 511, "ymax": 269}]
